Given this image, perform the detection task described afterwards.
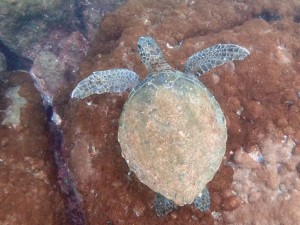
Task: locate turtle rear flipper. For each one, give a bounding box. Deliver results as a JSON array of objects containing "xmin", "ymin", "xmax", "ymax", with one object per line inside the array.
[
  {"xmin": 194, "ymin": 186, "xmax": 210, "ymax": 212},
  {"xmin": 154, "ymin": 193, "xmax": 177, "ymax": 216},
  {"xmin": 184, "ymin": 44, "xmax": 250, "ymax": 76},
  {"xmin": 71, "ymin": 69, "xmax": 140, "ymax": 99}
]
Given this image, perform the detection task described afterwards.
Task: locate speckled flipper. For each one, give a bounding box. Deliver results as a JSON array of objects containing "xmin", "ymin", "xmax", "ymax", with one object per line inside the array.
[
  {"xmin": 71, "ymin": 69, "xmax": 140, "ymax": 99},
  {"xmin": 194, "ymin": 186, "xmax": 210, "ymax": 212},
  {"xmin": 184, "ymin": 44, "xmax": 250, "ymax": 76},
  {"xmin": 154, "ymin": 193, "xmax": 177, "ymax": 216}
]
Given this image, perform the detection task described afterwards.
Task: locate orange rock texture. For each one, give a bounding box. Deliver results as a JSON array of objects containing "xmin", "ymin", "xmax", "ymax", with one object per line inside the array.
[
  {"xmin": 0, "ymin": 72, "xmax": 66, "ymax": 225},
  {"xmin": 63, "ymin": 0, "xmax": 300, "ymax": 224}
]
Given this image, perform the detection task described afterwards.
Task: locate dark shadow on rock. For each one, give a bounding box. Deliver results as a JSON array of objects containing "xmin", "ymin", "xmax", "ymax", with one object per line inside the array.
[
  {"xmin": 0, "ymin": 40, "xmax": 32, "ymax": 71},
  {"xmin": 293, "ymin": 14, "xmax": 300, "ymax": 23},
  {"xmin": 256, "ymin": 10, "xmax": 282, "ymax": 22}
]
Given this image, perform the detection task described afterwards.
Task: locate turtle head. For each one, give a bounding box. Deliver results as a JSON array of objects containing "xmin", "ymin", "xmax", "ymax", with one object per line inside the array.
[{"xmin": 137, "ymin": 36, "xmax": 171, "ymax": 73}]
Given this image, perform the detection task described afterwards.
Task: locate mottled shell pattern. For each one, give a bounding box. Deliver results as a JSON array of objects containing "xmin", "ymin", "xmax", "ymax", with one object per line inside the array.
[
  {"xmin": 71, "ymin": 36, "xmax": 249, "ymax": 206},
  {"xmin": 118, "ymin": 37, "xmax": 227, "ymax": 206}
]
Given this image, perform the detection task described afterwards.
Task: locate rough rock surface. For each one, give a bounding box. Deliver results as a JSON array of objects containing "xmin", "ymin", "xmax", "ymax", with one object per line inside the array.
[
  {"xmin": 0, "ymin": 52, "xmax": 6, "ymax": 72},
  {"xmin": 0, "ymin": 72, "xmax": 65, "ymax": 225},
  {"xmin": 0, "ymin": 0, "xmax": 126, "ymax": 100},
  {"xmin": 218, "ymin": 136, "xmax": 300, "ymax": 225},
  {"xmin": 0, "ymin": 0, "xmax": 75, "ymax": 55},
  {"xmin": 30, "ymin": 31, "xmax": 89, "ymax": 99},
  {"xmin": 62, "ymin": 0, "xmax": 300, "ymax": 224},
  {"xmin": 0, "ymin": 0, "xmax": 126, "ymax": 56}
]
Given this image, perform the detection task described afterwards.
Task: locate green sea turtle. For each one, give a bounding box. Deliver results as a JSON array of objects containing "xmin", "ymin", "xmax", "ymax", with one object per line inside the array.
[{"xmin": 71, "ymin": 36, "xmax": 249, "ymax": 216}]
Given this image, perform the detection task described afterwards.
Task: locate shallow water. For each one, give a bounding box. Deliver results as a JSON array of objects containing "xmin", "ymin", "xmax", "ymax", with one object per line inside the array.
[{"xmin": 1, "ymin": 1, "xmax": 300, "ymax": 225}]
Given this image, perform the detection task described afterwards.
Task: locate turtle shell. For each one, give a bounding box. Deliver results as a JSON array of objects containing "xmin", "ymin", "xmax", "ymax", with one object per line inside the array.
[{"xmin": 118, "ymin": 70, "xmax": 227, "ymax": 206}]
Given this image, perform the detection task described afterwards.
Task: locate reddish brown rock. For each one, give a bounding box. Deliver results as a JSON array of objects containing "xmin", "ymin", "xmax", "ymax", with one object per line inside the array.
[
  {"xmin": 222, "ymin": 196, "xmax": 240, "ymax": 211},
  {"xmin": 0, "ymin": 72, "xmax": 65, "ymax": 225},
  {"xmin": 62, "ymin": 0, "xmax": 300, "ymax": 224},
  {"xmin": 0, "ymin": 52, "xmax": 6, "ymax": 72},
  {"xmin": 294, "ymin": 146, "xmax": 300, "ymax": 155}
]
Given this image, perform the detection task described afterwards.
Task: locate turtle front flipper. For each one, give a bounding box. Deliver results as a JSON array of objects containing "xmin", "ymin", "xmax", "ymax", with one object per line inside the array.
[
  {"xmin": 154, "ymin": 193, "xmax": 177, "ymax": 216},
  {"xmin": 194, "ymin": 186, "xmax": 210, "ymax": 212},
  {"xmin": 184, "ymin": 44, "xmax": 250, "ymax": 76},
  {"xmin": 71, "ymin": 69, "xmax": 140, "ymax": 99}
]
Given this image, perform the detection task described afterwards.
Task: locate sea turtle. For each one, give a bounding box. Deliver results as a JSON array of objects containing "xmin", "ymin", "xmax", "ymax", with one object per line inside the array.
[{"xmin": 71, "ymin": 36, "xmax": 249, "ymax": 216}]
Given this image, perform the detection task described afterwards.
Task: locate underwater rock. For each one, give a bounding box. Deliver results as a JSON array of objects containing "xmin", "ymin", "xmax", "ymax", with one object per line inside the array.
[
  {"xmin": 0, "ymin": 0, "xmax": 76, "ymax": 56},
  {"xmin": 0, "ymin": 0, "xmax": 126, "ymax": 101},
  {"xmin": 79, "ymin": 0, "xmax": 127, "ymax": 40},
  {"xmin": 0, "ymin": 0, "xmax": 127, "ymax": 58},
  {"xmin": 0, "ymin": 52, "xmax": 6, "ymax": 72},
  {"xmin": 214, "ymin": 17, "xmax": 300, "ymax": 225},
  {"xmin": 31, "ymin": 51, "xmax": 67, "ymax": 98},
  {"xmin": 62, "ymin": 0, "xmax": 300, "ymax": 224},
  {"xmin": 257, "ymin": 10, "xmax": 282, "ymax": 22},
  {"xmin": 0, "ymin": 40, "xmax": 32, "ymax": 71},
  {"xmin": 0, "ymin": 72, "xmax": 65, "ymax": 225},
  {"xmin": 294, "ymin": 14, "xmax": 300, "ymax": 23},
  {"xmin": 219, "ymin": 136, "xmax": 300, "ymax": 225},
  {"xmin": 29, "ymin": 31, "xmax": 89, "ymax": 100}
]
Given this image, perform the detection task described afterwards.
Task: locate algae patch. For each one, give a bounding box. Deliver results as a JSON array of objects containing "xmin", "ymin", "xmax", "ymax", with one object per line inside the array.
[{"xmin": 2, "ymin": 86, "xmax": 27, "ymax": 127}]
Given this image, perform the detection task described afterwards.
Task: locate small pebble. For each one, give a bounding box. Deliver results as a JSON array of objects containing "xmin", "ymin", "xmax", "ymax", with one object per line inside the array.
[
  {"xmin": 211, "ymin": 211, "xmax": 222, "ymax": 220},
  {"xmin": 293, "ymin": 145, "xmax": 300, "ymax": 155},
  {"xmin": 236, "ymin": 106, "xmax": 244, "ymax": 116},
  {"xmin": 222, "ymin": 196, "xmax": 240, "ymax": 210},
  {"xmin": 248, "ymin": 190, "xmax": 261, "ymax": 203},
  {"xmin": 1, "ymin": 137, "xmax": 9, "ymax": 147},
  {"xmin": 191, "ymin": 215, "xmax": 198, "ymax": 221},
  {"xmin": 277, "ymin": 118, "xmax": 288, "ymax": 128},
  {"xmin": 171, "ymin": 212, "xmax": 178, "ymax": 219},
  {"xmin": 133, "ymin": 201, "xmax": 146, "ymax": 217}
]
